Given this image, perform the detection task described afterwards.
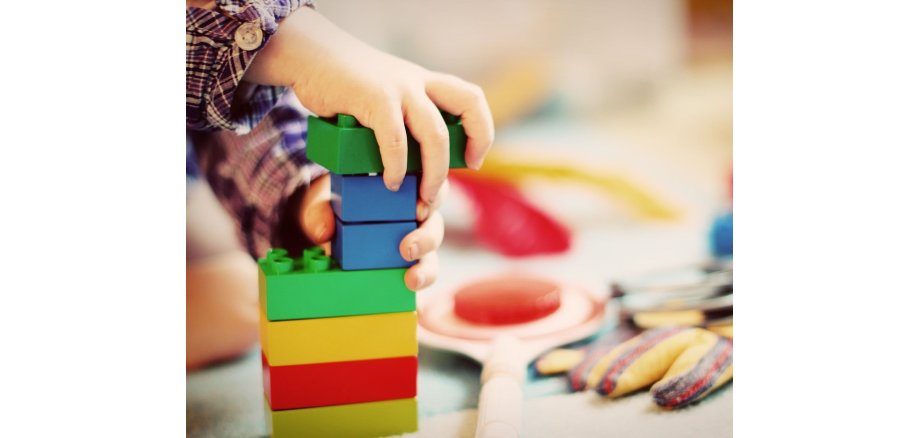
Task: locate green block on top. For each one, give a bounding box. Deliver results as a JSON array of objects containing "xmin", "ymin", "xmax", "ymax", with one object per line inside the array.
[
  {"xmin": 258, "ymin": 248, "xmax": 415, "ymax": 321},
  {"xmin": 306, "ymin": 113, "xmax": 468, "ymax": 175}
]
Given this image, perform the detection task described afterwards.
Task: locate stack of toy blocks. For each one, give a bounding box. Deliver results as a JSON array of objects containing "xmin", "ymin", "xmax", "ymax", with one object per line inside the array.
[{"xmin": 259, "ymin": 113, "xmax": 467, "ymax": 437}]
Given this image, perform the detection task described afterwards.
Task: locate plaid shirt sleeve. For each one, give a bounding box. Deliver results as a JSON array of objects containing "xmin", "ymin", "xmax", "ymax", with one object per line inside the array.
[
  {"xmin": 187, "ymin": 0, "xmax": 327, "ymax": 258},
  {"xmin": 191, "ymin": 92, "xmax": 328, "ymax": 258},
  {"xmin": 186, "ymin": 0, "xmax": 314, "ymax": 132}
]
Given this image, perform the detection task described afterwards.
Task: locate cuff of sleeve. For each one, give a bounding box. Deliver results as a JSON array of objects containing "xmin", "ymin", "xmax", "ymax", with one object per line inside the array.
[{"xmin": 186, "ymin": 0, "xmax": 314, "ymax": 132}]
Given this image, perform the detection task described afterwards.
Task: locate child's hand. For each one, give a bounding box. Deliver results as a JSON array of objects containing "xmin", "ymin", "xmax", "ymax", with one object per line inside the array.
[
  {"xmin": 297, "ymin": 174, "xmax": 446, "ymax": 291},
  {"xmin": 244, "ymin": 7, "xmax": 494, "ymax": 205}
]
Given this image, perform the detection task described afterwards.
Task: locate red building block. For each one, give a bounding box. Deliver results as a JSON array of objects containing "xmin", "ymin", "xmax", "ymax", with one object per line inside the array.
[{"xmin": 262, "ymin": 353, "xmax": 418, "ymax": 410}]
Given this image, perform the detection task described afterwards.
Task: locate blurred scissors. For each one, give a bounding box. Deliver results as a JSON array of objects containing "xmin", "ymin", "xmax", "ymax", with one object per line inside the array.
[{"xmin": 610, "ymin": 260, "xmax": 732, "ymax": 328}]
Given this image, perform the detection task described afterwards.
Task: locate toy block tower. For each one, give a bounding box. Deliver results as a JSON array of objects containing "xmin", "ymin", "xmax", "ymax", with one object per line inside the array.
[{"xmin": 259, "ymin": 113, "xmax": 467, "ymax": 437}]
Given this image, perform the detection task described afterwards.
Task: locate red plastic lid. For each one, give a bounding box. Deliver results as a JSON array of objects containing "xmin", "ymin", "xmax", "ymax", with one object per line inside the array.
[{"xmin": 453, "ymin": 276, "xmax": 562, "ymax": 325}]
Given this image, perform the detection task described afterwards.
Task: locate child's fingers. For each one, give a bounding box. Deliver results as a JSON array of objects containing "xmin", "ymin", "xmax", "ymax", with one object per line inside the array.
[
  {"xmin": 400, "ymin": 210, "xmax": 444, "ymax": 263},
  {"xmin": 404, "ymin": 251, "xmax": 440, "ymax": 291},
  {"xmin": 426, "ymin": 73, "xmax": 495, "ymax": 170},
  {"xmin": 416, "ymin": 179, "xmax": 450, "ymax": 222},
  {"xmin": 299, "ymin": 174, "xmax": 335, "ymax": 244},
  {"xmin": 356, "ymin": 96, "xmax": 408, "ymax": 192},
  {"xmin": 404, "ymin": 93, "xmax": 450, "ymax": 204}
]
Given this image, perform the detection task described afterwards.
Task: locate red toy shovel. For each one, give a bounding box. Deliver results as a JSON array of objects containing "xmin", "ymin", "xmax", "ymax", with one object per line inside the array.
[{"xmin": 450, "ymin": 172, "xmax": 571, "ymax": 257}]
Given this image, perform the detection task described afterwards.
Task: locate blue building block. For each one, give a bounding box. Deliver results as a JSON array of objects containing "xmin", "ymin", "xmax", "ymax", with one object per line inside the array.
[
  {"xmin": 331, "ymin": 173, "xmax": 417, "ymax": 223},
  {"xmin": 333, "ymin": 219, "xmax": 417, "ymax": 270},
  {"xmin": 710, "ymin": 210, "xmax": 733, "ymax": 258}
]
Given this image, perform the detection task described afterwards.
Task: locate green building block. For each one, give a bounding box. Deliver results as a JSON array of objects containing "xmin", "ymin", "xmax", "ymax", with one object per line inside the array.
[
  {"xmin": 258, "ymin": 248, "xmax": 415, "ymax": 321},
  {"xmin": 306, "ymin": 113, "xmax": 468, "ymax": 174},
  {"xmin": 265, "ymin": 397, "xmax": 418, "ymax": 438}
]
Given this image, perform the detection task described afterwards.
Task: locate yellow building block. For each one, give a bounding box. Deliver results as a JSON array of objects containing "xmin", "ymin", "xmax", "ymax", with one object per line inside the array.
[
  {"xmin": 260, "ymin": 310, "xmax": 417, "ymax": 366},
  {"xmin": 265, "ymin": 397, "xmax": 418, "ymax": 438}
]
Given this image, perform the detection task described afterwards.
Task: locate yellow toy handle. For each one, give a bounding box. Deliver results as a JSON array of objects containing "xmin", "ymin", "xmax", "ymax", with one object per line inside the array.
[{"xmin": 472, "ymin": 152, "xmax": 680, "ymax": 220}]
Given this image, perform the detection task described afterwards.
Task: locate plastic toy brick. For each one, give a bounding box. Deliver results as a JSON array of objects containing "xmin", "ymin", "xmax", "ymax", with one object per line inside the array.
[
  {"xmin": 709, "ymin": 210, "xmax": 733, "ymax": 258},
  {"xmin": 258, "ymin": 248, "xmax": 414, "ymax": 321},
  {"xmin": 331, "ymin": 173, "xmax": 417, "ymax": 223},
  {"xmin": 333, "ymin": 218, "xmax": 416, "ymax": 270},
  {"xmin": 260, "ymin": 310, "xmax": 417, "ymax": 366},
  {"xmin": 262, "ymin": 353, "xmax": 417, "ymax": 410},
  {"xmin": 265, "ymin": 397, "xmax": 418, "ymax": 438},
  {"xmin": 307, "ymin": 113, "xmax": 467, "ymax": 175}
]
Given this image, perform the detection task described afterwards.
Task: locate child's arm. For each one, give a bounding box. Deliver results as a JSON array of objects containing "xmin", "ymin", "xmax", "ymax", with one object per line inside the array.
[
  {"xmin": 188, "ymin": 1, "xmax": 326, "ymax": 258},
  {"xmin": 242, "ymin": 6, "xmax": 494, "ymax": 204},
  {"xmin": 240, "ymin": 7, "xmax": 493, "ymax": 290},
  {"xmin": 188, "ymin": 2, "xmax": 493, "ymax": 289},
  {"xmin": 186, "ymin": 0, "xmax": 316, "ymax": 132}
]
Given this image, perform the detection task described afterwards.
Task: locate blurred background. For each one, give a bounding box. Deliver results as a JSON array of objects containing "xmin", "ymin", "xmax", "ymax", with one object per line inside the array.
[{"xmin": 318, "ymin": 0, "xmax": 732, "ymax": 268}]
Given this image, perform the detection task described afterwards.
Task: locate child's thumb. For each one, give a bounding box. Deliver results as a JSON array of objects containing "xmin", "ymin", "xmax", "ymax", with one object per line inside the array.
[
  {"xmin": 301, "ymin": 200, "xmax": 334, "ymax": 245},
  {"xmin": 299, "ymin": 177, "xmax": 335, "ymax": 245}
]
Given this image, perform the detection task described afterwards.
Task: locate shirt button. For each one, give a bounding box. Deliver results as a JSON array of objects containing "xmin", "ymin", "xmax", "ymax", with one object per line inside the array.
[{"xmin": 235, "ymin": 22, "xmax": 263, "ymax": 51}]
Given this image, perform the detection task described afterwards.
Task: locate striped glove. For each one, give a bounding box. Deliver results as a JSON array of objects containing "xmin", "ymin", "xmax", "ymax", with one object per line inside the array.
[{"xmin": 536, "ymin": 326, "xmax": 733, "ymax": 409}]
